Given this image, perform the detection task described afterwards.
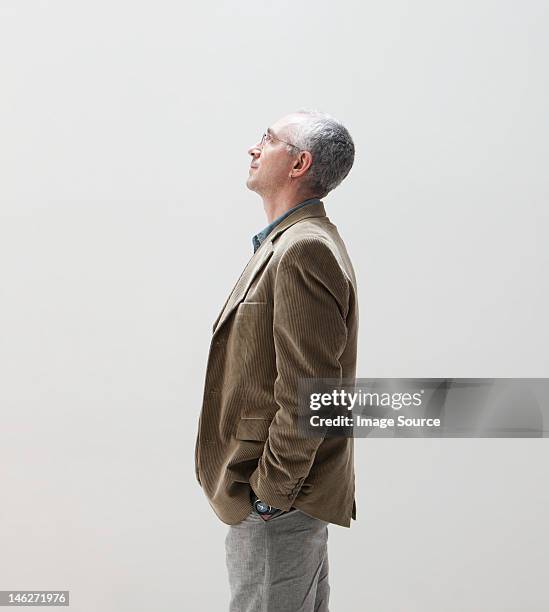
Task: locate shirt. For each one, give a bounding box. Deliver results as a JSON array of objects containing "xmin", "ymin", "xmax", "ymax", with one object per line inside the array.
[{"xmin": 252, "ymin": 198, "xmax": 321, "ymax": 253}]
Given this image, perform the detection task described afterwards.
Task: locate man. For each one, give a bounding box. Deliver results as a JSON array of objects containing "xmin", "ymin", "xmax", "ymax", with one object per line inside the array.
[{"xmin": 195, "ymin": 110, "xmax": 358, "ymax": 612}]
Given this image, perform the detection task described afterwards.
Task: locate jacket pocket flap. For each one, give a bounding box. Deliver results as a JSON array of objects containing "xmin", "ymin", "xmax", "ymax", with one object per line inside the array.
[{"xmin": 235, "ymin": 418, "xmax": 271, "ymax": 441}]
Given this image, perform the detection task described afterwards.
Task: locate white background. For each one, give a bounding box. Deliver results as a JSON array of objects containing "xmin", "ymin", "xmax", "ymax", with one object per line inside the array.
[{"xmin": 1, "ymin": 1, "xmax": 548, "ymax": 610}]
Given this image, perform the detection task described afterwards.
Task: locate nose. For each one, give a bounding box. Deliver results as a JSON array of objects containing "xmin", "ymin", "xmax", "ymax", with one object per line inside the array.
[
  {"xmin": 248, "ymin": 145, "xmax": 260, "ymax": 158},
  {"xmin": 248, "ymin": 138, "xmax": 262, "ymax": 157}
]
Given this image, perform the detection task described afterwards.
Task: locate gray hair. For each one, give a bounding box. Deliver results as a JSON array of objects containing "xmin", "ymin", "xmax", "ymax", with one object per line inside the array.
[{"xmin": 285, "ymin": 110, "xmax": 355, "ymax": 198}]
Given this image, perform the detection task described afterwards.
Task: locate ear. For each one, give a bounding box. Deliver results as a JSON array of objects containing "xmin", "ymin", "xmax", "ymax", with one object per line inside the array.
[{"xmin": 290, "ymin": 151, "xmax": 313, "ymax": 179}]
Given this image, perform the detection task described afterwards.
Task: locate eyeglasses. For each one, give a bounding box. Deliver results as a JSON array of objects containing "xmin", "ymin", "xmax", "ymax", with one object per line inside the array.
[{"xmin": 258, "ymin": 130, "xmax": 301, "ymax": 151}]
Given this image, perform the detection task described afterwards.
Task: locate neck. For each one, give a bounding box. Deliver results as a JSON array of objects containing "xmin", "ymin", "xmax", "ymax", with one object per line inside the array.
[{"xmin": 261, "ymin": 191, "xmax": 317, "ymax": 224}]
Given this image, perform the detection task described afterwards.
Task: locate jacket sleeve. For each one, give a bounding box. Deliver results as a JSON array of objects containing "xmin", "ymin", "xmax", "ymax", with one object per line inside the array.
[{"xmin": 249, "ymin": 237, "xmax": 350, "ymax": 510}]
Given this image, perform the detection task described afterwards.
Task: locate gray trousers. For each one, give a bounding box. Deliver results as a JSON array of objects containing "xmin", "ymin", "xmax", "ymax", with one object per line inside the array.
[{"xmin": 225, "ymin": 508, "xmax": 330, "ymax": 612}]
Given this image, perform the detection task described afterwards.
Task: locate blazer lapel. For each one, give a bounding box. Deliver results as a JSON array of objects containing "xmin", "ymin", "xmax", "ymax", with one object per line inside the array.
[
  {"xmin": 212, "ymin": 240, "xmax": 274, "ymax": 336},
  {"xmin": 211, "ymin": 201, "xmax": 327, "ymax": 336}
]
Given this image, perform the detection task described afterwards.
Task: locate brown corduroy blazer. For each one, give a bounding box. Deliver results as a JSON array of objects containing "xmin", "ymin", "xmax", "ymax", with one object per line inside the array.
[{"xmin": 194, "ymin": 201, "xmax": 358, "ymax": 527}]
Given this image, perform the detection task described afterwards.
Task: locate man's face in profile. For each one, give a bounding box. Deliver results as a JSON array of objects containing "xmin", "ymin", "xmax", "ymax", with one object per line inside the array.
[{"xmin": 246, "ymin": 114, "xmax": 302, "ymax": 196}]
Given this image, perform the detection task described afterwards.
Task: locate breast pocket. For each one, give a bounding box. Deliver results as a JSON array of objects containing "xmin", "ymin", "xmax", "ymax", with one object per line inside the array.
[
  {"xmin": 235, "ymin": 301, "xmax": 274, "ymax": 361},
  {"xmin": 234, "ymin": 299, "xmax": 270, "ymax": 332},
  {"xmin": 235, "ymin": 301, "xmax": 269, "ymax": 314}
]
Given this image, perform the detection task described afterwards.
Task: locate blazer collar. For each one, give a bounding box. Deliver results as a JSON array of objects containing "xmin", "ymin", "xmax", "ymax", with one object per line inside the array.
[{"xmin": 265, "ymin": 200, "xmax": 326, "ymax": 245}]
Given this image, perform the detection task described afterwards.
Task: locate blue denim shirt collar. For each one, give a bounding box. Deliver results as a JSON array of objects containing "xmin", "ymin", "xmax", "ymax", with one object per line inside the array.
[{"xmin": 252, "ymin": 198, "xmax": 321, "ymax": 253}]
